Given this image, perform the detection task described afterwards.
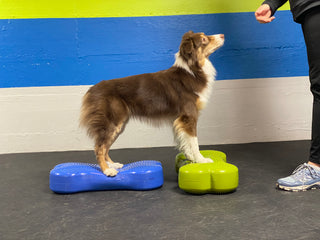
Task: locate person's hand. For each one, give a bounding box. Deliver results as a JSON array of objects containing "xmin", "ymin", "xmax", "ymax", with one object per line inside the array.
[{"xmin": 255, "ymin": 4, "xmax": 275, "ymax": 23}]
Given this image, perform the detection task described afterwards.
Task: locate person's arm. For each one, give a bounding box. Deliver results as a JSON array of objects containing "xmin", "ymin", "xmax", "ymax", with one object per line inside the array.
[
  {"xmin": 263, "ymin": 0, "xmax": 288, "ymax": 16},
  {"xmin": 255, "ymin": 0, "xmax": 288, "ymax": 23}
]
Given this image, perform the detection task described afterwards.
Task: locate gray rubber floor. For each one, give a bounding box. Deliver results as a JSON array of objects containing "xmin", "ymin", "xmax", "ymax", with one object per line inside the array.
[{"xmin": 1, "ymin": 140, "xmax": 320, "ymax": 240}]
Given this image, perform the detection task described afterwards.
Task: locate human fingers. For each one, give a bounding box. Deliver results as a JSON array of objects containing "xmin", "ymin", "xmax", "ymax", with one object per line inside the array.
[
  {"xmin": 255, "ymin": 4, "xmax": 274, "ymax": 23},
  {"xmin": 256, "ymin": 15, "xmax": 275, "ymax": 24},
  {"xmin": 255, "ymin": 4, "xmax": 271, "ymax": 16}
]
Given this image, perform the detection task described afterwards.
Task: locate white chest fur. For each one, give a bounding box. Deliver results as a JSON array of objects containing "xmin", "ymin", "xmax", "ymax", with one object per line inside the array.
[
  {"xmin": 173, "ymin": 54, "xmax": 216, "ymax": 109},
  {"xmin": 197, "ymin": 59, "xmax": 216, "ymax": 108}
]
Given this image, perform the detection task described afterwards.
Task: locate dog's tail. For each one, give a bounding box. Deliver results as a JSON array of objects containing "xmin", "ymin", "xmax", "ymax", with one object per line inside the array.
[
  {"xmin": 79, "ymin": 90, "xmax": 92, "ymax": 136},
  {"xmin": 80, "ymin": 85, "xmax": 130, "ymax": 144},
  {"xmin": 79, "ymin": 89, "xmax": 106, "ymax": 141}
]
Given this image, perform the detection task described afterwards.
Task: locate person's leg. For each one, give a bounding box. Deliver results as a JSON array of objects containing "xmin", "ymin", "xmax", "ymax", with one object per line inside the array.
[
  {"xmin": 301, "ymin": 7, "xmax": 320, "ymax": 166},
  {"xmin": 276, "ymin": 8, "xmax": 320, "ymax": 191}
]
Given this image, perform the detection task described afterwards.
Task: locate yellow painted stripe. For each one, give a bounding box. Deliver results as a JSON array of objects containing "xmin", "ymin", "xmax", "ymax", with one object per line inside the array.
[{"xmin": 0, "ymin": 0, "xmax": 290, "ymax": 19}]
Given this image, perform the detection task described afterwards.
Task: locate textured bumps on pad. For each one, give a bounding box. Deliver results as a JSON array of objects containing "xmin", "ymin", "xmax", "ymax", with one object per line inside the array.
[{"xmin": 50, "ymin": 160, "xmax": 163, "ymax": 194}]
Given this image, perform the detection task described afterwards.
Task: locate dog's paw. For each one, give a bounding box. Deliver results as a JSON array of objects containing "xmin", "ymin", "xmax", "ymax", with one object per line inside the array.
[
  {"xmin": 195, "ymin": 157, "xmax": 213, "ymax": 164},
  {"xmin": 108, "ymin": 162, "xmax": 124, "ymax": 169},
  {"xmin": 103, "ymin": 168, "xmax": 118, "ymax": 177}
]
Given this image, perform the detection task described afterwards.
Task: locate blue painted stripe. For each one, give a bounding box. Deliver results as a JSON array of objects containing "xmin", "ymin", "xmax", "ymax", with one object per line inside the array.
[{"xmin": 0, "ymin": 12, "xmax": 308, "ymax": 88}]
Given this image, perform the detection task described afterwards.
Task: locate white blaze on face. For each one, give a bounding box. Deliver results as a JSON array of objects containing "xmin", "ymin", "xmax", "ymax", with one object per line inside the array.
[{"xmin": 207, "ymin": 34, "xmax": 225, "ymax": 55}]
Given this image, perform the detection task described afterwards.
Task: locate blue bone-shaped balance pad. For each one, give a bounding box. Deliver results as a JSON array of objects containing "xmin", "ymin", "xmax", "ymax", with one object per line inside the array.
[{"xmin": 50, "ymin": 160, "xmax": 164, "ymax": 194}]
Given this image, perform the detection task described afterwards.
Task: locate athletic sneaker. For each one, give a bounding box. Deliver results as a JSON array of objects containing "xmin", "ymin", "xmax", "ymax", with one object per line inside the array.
[{"xmin": 276, "ymin": 163, "xmax": 320, "ymax": 191}]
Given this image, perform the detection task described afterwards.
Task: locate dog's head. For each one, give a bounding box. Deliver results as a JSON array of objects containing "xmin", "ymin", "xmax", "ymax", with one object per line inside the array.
[{"xmin": 179, "ymin": 31, "xmax": 224, "ymax": 67}]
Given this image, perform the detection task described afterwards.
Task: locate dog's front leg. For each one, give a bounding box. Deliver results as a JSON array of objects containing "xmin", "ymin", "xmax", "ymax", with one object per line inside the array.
[{"xmin": 173, "ymin": 115, "xmax": 212, "ymax": 163}]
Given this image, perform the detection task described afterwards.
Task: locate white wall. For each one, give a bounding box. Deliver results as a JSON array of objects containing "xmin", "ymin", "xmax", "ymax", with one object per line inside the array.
[{"xmin": 0, "ymin": 77, "xmax": 312, "ymax": 154}]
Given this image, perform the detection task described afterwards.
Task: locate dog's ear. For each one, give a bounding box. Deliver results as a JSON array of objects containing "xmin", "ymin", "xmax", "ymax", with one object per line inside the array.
[
  {"xmin": 193, "ymin": 37, "xmax": 202, "ymax": 49},
  {"xmin": 180, "ymin": 38, "xmax": 194, "ymax": 57},
  {"xmin": 182, "ymin": 30, "xmax": 194, "ymax": 40},
  {"xmin": 180, "ymin": 31, "xmax": 196, "ymax": 56}
]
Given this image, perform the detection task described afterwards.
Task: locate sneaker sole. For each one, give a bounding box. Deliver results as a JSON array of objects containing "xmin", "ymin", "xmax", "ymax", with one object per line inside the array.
[{"xmin": 276, "ymin": 182, "xmax": 320, "ymax": 192}]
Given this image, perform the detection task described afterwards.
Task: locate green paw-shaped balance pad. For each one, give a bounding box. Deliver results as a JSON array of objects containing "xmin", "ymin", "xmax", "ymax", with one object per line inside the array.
[{"xmin": 176, "ymin": 150, "xmax": 238, "ymax": 194}]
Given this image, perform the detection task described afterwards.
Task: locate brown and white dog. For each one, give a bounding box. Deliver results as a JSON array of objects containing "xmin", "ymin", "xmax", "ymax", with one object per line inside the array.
[{"xmin": 80, "ymin": 31, "xmax": 224, "ymax": 176}]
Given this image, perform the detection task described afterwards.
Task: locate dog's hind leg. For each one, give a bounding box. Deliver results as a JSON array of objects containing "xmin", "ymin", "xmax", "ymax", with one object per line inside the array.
[
  {"xmin": 173, "ymin": 112, "xmax": 212, "ymax": 163},
  {"xmin": 94, "ymin": 121, "xmax": 127, "ymax": 177},
  {"xmin": 102, "ymin": 99, "xmax": 130, "ymax": 175},
  {"xmin": 90, "ymin": 99, "xmax": 129, "ymax": 176},
  {"xmin": 104, "ymin": 120, "xmax": 128, "ymax": 170},
  {"xmin": 95, "ymin": 142, "xmax": 118, "ymax": 177}
]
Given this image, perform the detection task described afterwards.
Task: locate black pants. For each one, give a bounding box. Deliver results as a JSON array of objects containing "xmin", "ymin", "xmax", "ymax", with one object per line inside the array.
[{"xmin": 301, "ymin": 7, "xmax": 320, "ymax": 164}]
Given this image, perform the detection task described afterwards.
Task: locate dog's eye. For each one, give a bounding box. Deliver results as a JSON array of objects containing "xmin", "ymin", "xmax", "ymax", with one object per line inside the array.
[{"xmin": 202, "ymin": 37, "xmax": 208, "ymax": 44}]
